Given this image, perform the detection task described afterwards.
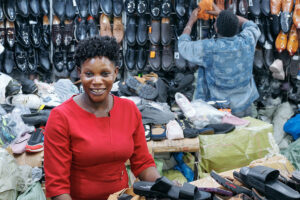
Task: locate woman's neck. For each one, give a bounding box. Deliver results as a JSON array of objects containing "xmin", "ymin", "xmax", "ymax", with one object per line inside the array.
[{"xmin": 81, "ymin": 93, "xmax": 112, "ymax": 113}]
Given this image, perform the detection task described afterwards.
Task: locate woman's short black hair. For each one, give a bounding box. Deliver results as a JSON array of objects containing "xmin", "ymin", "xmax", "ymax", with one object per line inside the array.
[
  {"xmin": 216, "ymin": 10, "xmax": 239, "ymax": 37},
  {"xmin": 75, "ymin": 36, "xmax": 120, "ymax": 68}
]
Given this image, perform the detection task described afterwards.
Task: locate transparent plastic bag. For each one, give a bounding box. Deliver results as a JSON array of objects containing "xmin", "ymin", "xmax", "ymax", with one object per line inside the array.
[
  {"xmin": 191, "ymin": 99, "xmax": 225, "ymax": 128},
  {"xmin": 0, "ymin": 106, "xmax": 34, "ymax": 147},
  {"xmin": 0, "ymin": 105, "xmax": 6, "ymax": 116},
  {"xmin": 16, "ymin": 165, "xmax": 32, "ymax": 193},
  {"xmin": 10, "ymin": 106, "xmax": 34, "ymax": 142}
]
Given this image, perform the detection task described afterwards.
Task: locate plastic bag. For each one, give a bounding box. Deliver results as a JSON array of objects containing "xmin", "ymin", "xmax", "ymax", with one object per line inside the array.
[
  {"xmin": 0, "ymin": 147, "xmax": 18, "ymax": 193},
  {"xmin": 17, "ymin": 182, "xmax": 46, "ymax": 200},
  {"xmin": 2, "ymin": 106, "xmax": 35, "ymax": 147},
  {"xmin": 282, "ymin": 139, "xmax": 300, "ymax": 170},
  {"xmin": 284, "ymin": 109, "xmax": 300, "ymax": 140},
  {"xmin": 191, "ymin": 99, "xmax": 224, "ymax": 128},
  {"xmin": 16, "ymin": 165, "xmax": 32, "ymax": 193},
  {"xmin": 54, "ymin": 79, "xmax": 79, "ymax": 102},
  {"xmin": 173, "ymin": 153, "xmax": 194, "ymax": 182},
  {"xmin": 199, "ymin": 117, "xmax": 279, "ymax": 174},
  {"xmin": 0, "ymin": 105, "xmax": 6, "ymax": 116}
]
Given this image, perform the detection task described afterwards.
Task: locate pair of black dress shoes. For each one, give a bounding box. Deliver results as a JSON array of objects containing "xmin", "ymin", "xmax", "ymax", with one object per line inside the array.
[
  {"xmin": 0, "ymin": 20, "xmax": 15, "ymax": 48},
  {"xmin": 99, "ymin": 0, "xmax": 123, "ymax": 17},
  {"xmin": 175, "ymin": 0, "xmax": 198, "ymax": 19},
  {"xmin": 53, "ymin": 0, "xmax": 77, "ymax": 20},
  {"xmin": 248, "ymin": 0, "xmax": 270, "ymax": 17},
  {"xmin": 52, "ymin": 16, "xmax": 77, "ymax": 48},
  {"xmin": 74, "ymin": 16, "xmax": 99, "ymax": 42},
  {"xmin": 148, "ymin": 45, "xmax": 174, "ymax": 72},
  {"xmin": 126, "ymin": 16, "xmax": 148, "ymax": 46},
  {"xmin": 15, "ymin": 16, "xmax": 45, "ymax": 49},
  {"xmin": 15, "ymin": 0, "xmax": 49, "ymax": 18},
  {"xmin": 2, "ymin": 0, "xmax": 47, "ymax": 21},
  {"xmin": 125, "ymin": 46, "xmax": 147, "ymax": 71},
  {"xmin": 53, "ymin": 46, "xmax": 75, "ymax": 73},
  {"xmin": 14, "ymin": 43, "xmax": 38, "ymax": 72},
  {"xmin": 125, "ymin": 0, "xmax": 173, "ymax": 19},
  {"xmin": 149, "ymin": 18, "xmax": 173, "ymax": 46}
]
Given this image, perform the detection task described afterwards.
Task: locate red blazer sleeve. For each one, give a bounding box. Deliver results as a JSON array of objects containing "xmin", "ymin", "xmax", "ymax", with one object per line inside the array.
[
  {"xmin": 44, "ymin": 108, "xmax": 72, "ymax": 198},
  {"xmin": 129, "ymin": 104, "xmax": 156, "ymax": 177}
]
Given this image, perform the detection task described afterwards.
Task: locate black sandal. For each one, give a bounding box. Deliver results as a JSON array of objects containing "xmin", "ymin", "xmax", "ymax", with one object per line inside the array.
[{"xmin": 133, "ymin": 176, "xmax": 211, "ymax": 199}]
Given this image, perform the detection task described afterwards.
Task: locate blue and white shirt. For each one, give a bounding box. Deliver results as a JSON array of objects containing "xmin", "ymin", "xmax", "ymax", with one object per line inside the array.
[{"xmin": 178, "ymin": 21, "xmax": 261, "ymax": 113}]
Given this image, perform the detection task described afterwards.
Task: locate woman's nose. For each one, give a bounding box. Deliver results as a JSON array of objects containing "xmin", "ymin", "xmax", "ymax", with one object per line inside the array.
[{"xmin": 92, "ymin": 75, "xmax": 103, "ymax": 84}]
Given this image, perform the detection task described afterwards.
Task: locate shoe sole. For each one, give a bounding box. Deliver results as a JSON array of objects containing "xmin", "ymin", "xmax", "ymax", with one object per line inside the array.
[
  {"xmin": 26, "ymin": 146, "xmax": 44, "ymax": 153},
  {"xmin": 25, "ymin": 143, "xmax": 44, "ymax": 152}
]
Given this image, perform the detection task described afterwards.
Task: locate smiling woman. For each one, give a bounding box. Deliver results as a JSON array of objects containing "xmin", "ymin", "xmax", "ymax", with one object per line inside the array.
[{"xmin": 44, "ymin": 36, "xmax": 161, "ymax": 200}]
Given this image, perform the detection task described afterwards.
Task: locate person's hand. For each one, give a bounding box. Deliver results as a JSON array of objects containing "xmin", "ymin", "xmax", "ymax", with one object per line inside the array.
[
  {"xmin": 188, "ymin": 7, "xmax": 200, "ymax": 25},
  {"xmin": 206, "ymin": 2, "xmax": 221, "ymax": 16}
]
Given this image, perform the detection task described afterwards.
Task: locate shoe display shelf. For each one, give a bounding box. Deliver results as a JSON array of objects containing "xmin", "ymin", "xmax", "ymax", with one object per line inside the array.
[
  {"xmin": 50, "ymin": 0, "xmax": 126, "ymax": 81},
  {"xmin": 122, "ymin": 0, "xmax": 201, "ymax": 81},
  {"xmin": 124, "ymin": 137, "xmax": 200, "ymax": 180}
]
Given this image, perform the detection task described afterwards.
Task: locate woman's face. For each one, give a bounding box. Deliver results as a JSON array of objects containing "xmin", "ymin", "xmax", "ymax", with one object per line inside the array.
[{"xmin": 79, "ymin": 56, "xmax": 118, "ymax": 103}]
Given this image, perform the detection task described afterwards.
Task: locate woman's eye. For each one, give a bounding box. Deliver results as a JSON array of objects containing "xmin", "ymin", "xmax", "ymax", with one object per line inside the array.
[
  {"xmin": 102, "ymin": 72, "xmax": 110, "ymax": 76},
  {"xmin": 85, "ymin": 72, "xmax": 93, "ymax": 76}
]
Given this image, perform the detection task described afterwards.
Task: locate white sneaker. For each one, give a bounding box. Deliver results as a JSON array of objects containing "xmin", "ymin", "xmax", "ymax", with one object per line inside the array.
[
  {"xmin": 6, "ymin": 94, "xmax": 42, "ymax": 109},
  {"xmin": 175, "ymin": 92, "xmax": 197, "ymax": 121},
  {"xmin": 166, "ymin": 120, "xmax": 184, "ymax": 140},
  {"xmin": 0, "ymin": 73, "xmax": 12, "ymax": 104},
  {"xmin": 269, "ymin": 59, "xmax": 283, "ymax": 74}
]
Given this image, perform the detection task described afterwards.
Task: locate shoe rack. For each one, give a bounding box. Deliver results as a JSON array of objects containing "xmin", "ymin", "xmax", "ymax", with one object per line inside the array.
[{"xmin": 122, "ymin": 0, "xmax": 201, "ymax": 81}]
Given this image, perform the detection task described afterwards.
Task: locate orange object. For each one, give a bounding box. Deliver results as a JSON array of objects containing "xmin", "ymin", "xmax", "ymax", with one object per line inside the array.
[
  {"xmin": 197, "ymin": 0, "xmax": 215, "ymax": 20},
  {"xmin": 218, "ymin": 108, "xmax": 232, "ymax": 113},
  {"xmin": 293, "ymin": 0, "xmax": 300, "ymax": 28},
  {"xmin": 275, "ymin": 31, "xmax": 288, "ymax": 53},
  {"xmin": 287, "ymin": 25, "xmax": 299, "ymax": 56},
  {"xmin": 282, "ymin": 0, "xmax": 294, "ymax": 12},
  {"xmin": 270, "ymin": 0, "xmax": 282, "ymax": 15}
]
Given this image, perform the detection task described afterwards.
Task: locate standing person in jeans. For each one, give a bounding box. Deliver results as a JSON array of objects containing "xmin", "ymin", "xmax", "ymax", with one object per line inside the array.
[{"xmin": 178, "ymin": 3, "xmax": 261, "ymax": 117}]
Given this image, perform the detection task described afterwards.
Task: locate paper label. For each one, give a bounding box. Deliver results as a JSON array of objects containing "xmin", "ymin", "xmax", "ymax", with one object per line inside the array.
[
  {"xmin": 249, "ymin": 0, "xmax": 253, "ymax": 6},
  {"xmin": 149, "ymin": 27, "xmax": 152, "ymax": 33},
  {"xmin": 2, "ymin": 117, "xmax": 6, "ymax": 126},
  {"xmin": 73, "ymin": 0, "xmax": 77, "ymax": 7},
  {"xmin": 174, "ymin": 52, "xmax": 179, "ymax": 59},
  {"xmin": 0, "ymin": 44, "xmax": 4, "ymax": 54},
  {"xmin": 39, "ymin": 104, "xmax": 45, "ymax": 110},
  {"xmin": 150, "ymin": 51, "xmax": 156, "ymax": 58}
]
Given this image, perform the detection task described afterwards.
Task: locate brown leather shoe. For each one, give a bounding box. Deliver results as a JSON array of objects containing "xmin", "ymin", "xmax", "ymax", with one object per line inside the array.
[
  {"xmin": 282, "ymin": 0, "xmax": 293, "ymax": 12},
  {"xmin": 100, "ymin": 13, "xmax": 112, "ymax": 37},
  {"xmin": 275, "ymin": 31, "xmax": 287, "ymax": 53},
  {"xmin": 293, "ymin": 0, "xmax": 300, "ymax": 28},
  {"xmin": 149, "ymin": 45, "xmax": 161, "ymax": 71},
  {"xmin": 113, "ymin": 17, "xmax": 124, "ymax": 44},
  {"xmin": 270, "ymin": 0, "xmax": 282, "ymax": 15},
  {"xmin": 287, "ymin": 25, "xmax": 299, "ymax": 56}
]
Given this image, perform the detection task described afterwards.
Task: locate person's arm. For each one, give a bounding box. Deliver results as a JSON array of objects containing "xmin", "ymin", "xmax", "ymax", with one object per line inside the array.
[
  {"xmin": 207, "ymin": 3, "xmax": 249, "ymax": 26},
  {"xmin": 44, "ymin": 109, "xmax": 72, "ymax": 199},
  {"xmin": 129, "ymin": 103, "xmax": 158, "ymax": 180},
  {"xmin": 182, "ymin": 7, "xmax": 200, "ymax": 35},
  {"xmin": 52, "ymin": 194, "xmax": 72, "ymax": 200},
  {"xmin": 138, "ymin": 166, "xmax": 161, "ymax": 182},
  {"xmin": 237, "ymin": 15, "xmax": 249, "ymax": 26}
]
